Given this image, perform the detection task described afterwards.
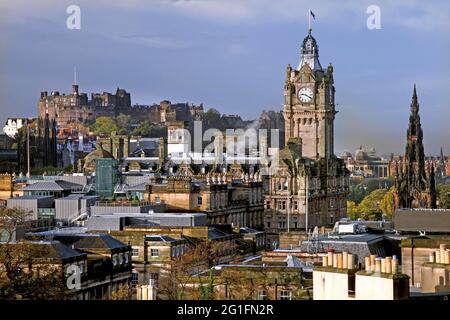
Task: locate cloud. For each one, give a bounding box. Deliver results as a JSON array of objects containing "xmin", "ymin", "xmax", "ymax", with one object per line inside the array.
[{"xmin": 117, "ymin": 34, "xmax": 188, "ymax": 49}]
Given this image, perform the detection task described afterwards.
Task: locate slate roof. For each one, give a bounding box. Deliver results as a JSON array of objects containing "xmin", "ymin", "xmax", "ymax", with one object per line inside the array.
[
  {"xmin": 28, "ymin": 232, "xmax": 128, "ymax": 250},
  {"xmin": 23, "ymin": 180, "xmax": 82, "ymax": 191},
  {"xmin": 145, "ymin": 235, "xmax": 177, "ymax": 242},
  {"xmin": 30, "ymin": 240, "xmax": 86, "ymax": 260},
  {"xmin": 208, "ymin": 227, "xmax": 230, "ymax": 240}
]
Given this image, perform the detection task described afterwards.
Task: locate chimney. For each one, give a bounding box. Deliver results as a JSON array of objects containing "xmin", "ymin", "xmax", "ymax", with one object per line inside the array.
[
  {"xmin": 365, "ymin": 257, "xmax": 371, "ymax": 272},
  {"xmin": 391, "ymin": 256, "xmax": 398, "ymax": 274},
  {"xmin": 375, "ymin": 257, "xmax": 381, "ymax": 273},
  {"xmin": 385, "ymin": 256, "xmax": 392, "ymax": 273}
]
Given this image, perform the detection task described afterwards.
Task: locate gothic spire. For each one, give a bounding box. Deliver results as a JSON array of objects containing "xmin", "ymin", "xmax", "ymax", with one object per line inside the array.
[{"xmin": 395, "ymin": 84, "xmax": 436, "ymax": 209}]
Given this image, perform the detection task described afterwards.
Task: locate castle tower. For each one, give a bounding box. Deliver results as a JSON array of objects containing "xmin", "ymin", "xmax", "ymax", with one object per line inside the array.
[
  {"xmin": 395, "ymin": 85, "xmax": 437, "ymax": 208},
  {"xmin": 283, "ymin": 27, "xmax": 336, "ymax": 161}
]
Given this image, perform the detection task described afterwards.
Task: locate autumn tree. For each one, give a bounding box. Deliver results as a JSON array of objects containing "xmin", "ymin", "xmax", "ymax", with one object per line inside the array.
[
  {"xmin": 346, "ymin": 189, "xmax": 388, "ymax": 220},
  {"xmin": 110, "ymin": 284, "xmax": 132, "ymax": 300},
  {"xmin": 158, "ymin": 240, "xmax": 237, "ymax": 300},
  {"xmin": 380, "ymin": 187, "xmax": 396, "ymax": 218},
  {"xmin": 346, "ymin": 201, "xmax": 358, "ymax": 220},
  {"xmin": 0, "ymin": 208, "xmax": 70, "ymax": 299}
]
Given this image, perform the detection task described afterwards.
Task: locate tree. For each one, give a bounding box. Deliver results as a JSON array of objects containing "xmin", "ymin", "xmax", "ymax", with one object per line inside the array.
[
  {"xmin": 110, "ymin": 284, "xmax": 132, "ymax": 300},
  {"xmin": 348, "ymin": 178, "xmax": 394, "ymax": 203},
  {"xmin": 356, "ymin": 189, "xmax": 388, "ymax": 220},
  {"xmin": 203, "ymin": 108, "xmax": 221, "ymax": 126},
  {"xmin": 380, "ymin": 187, "xmax": 396, "ymax": 218},
  {"xmin": 90, "ymin": 117, "xmax": 118, "ymax": 136},
  {"xmin": 116, "ymin": 114, "xmax": 132, "ymax": 135},
  {"xmin": 0, "ymin": 208, "xmax": 70, "ymax": 299},
  {"xmin": 346, "ymin": 201, "xmax": 358, "ymax": 220},
  {"xmin": 158, "ymin": 240, "xmax": 237, "ymax": 300},
  {"xmin": 436, "ymin": 184, "xmax": 450, "ymax": 209},
  {"xmin": 132, "ymin": 120, "xmax": 167, "ymax": 137}
]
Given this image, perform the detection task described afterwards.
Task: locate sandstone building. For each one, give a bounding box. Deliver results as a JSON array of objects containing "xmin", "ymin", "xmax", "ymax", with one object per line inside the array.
[{"xmin": 263, "ymin": 27, "xmax": 349, "ymax": 233}]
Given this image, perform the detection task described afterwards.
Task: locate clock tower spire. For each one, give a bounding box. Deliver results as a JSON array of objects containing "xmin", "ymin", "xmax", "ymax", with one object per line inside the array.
[{"xmin": 284, "ymin": 26, "xmax": 336, "ymax": 161}]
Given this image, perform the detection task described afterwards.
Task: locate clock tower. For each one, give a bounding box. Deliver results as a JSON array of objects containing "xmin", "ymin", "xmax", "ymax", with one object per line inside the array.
[{"xmin": 283, "ymin": 27, "xmax": 336, "ymax": 161}]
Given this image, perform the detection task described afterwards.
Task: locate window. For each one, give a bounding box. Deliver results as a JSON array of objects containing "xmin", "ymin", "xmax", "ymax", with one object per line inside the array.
[
  {"xmin": 150, "ymin": 273, "xmax": 159, "ymax": 281},
  {"xmin": 277, "ymin": 201, "xmax": 286, "ymax": 210},
  {"xmin": 279, "ymin": 290, "xmax": 292, "ymax": 300},
  {"xmin": 197, "ymin": 196, "xmax": 203, "ymax": 205},
  {"xmin": 256, "ymin": 289, "xmax": 267, "ymax": 300},
  {"xmin": 278, "ymin": 221, "xmax": 286, "ymax": 229},
  {"xmin": 330, "ymin": 199, "xmax": 335, "ymax": 208},
  {"xmin": 112, "ymin": 254, "xmax": 118, "ymax": 266},
  {"xmin": 172, "ymin": 247, "xmax": 179, "ymax": 258},
  {"xmin": 132, "ymin": 247, "xmax": 139, "ymax": 257},
  {"xmin": 266, "ymin": 201, "xmax": 271, "ymax": 209},
  {"xmin": 266, "ymin": 221, "xmax": 271, "ymax": 228},
  {"xmin": 293, "ymin": 201, "xmax": 298, "ymax": 210},
  {"xmin": 150, "ymin": 249, "xmax": 159, "ymax": 257},
  {"xmin": 131, "ymin": 272, "xmax": 139, "ymax": 285},
  {"xmin": 155, "ymin": 196, "xmax": 161, "ymax": 204}
]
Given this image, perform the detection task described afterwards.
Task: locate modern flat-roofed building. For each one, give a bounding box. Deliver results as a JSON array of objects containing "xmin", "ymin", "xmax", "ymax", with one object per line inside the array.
[
  {"xmin": 55, "ymin": 194, "xmax": 100, "ymax": 223},
  {"xmin": 7, "ymin": 195, "xmax": 55, "ymax": 220}
]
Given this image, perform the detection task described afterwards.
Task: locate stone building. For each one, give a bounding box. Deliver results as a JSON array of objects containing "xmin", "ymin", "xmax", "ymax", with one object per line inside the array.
[
  {"xmin": 263, "ymin": 26, "xmax": 349, "ymax": 234},
  {"xmin": 340, "ymin": 147, "xmax": 390, "ymax": 178},
  {"xmin": 78, "ymin": 142, "xmax": 114, "ymax": 174},
  {"xmin": 147, "ymin": 163, "xmax": 264, "ymax": 228},
  {"xmin": 394, "ymin": 85, "xmax": 437, "ymax": 209},
  {"xmin": 97, "ymin": 132, "xmax": 130, "ymax": 160},
  {"xmin": 38, "ymin": 85, "xmax": 94, "ymax": 128}
]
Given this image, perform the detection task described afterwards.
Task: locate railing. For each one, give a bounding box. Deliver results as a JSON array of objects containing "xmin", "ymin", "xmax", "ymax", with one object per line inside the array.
[{"xmin": 94, "ymin": 200, "xmax": 154, "ymax": 207}]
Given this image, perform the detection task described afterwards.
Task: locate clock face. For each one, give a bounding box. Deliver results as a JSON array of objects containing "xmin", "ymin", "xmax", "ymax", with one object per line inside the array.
[{"xmin": 298, "ymin": 87, "xmax": 313, "ymax": 103}]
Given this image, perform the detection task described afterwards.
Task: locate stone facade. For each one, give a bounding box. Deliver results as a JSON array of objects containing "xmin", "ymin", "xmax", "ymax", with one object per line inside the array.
[
  {"xmin": 263, "ymin": 27, "xmax": 349, "ymax": 234},
  {"xmin": 147, "ymin": 163, "xmax": 264, "ymax": 229},
  {"xmin": 38, "ymin": 84, "xmax": 204, "ymax": 135},
  {"xmin": 394, "ymin": 85, "xmax": 437, "ymax": 209}
]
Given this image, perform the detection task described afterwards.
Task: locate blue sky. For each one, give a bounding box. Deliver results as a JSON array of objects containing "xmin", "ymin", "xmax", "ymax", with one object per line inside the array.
[{"xmin": 0, "ymin": 0, "xmax": 449, "ymax": 156}]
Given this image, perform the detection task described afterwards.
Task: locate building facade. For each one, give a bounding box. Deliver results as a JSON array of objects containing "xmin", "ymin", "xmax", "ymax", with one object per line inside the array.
[{"xmin": 264, "ymin": 27, "xmax": 349, "ymax": 234}]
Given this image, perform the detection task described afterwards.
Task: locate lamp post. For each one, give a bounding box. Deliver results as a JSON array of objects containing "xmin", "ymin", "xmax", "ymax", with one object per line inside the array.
[
  {"xmin": 26, "ymin": 124, "xmax": 30, "ymax": 178},
  {"xmin": 305, "ymin": 172, "xmax": 309, "ymax": 234}
]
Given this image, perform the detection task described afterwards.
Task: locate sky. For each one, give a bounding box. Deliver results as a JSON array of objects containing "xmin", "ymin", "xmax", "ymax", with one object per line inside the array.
[{"xmin": 0, "ymin": 0, "xmax": 449, "ymax": 156}]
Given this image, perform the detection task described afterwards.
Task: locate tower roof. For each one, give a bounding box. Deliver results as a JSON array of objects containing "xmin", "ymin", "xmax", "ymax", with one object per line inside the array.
[{"xmin": 298, "ymin": 29, "xmax": 322, "ymax": 71}]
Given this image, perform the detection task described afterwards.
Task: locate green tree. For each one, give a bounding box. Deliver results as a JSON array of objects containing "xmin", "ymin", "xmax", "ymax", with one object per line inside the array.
[
  {"xmin": 132, "ymin": 120, "xmax": 167, "ymax": 137},
  {"xmin": 436, "ymin": 184, "xmax": 450, "ymax": 209},
  {"xmin": 0, "ymin": 208, "xmax": 70, "ymax": 299},
  {"xmin": 132, "ymin": 120, "xmax": 153, "ymax": 137},
  {"xmin": 346, "ymin": 201, "xmax": 359, "ymax": 220},
  {"xmin": 116, "ymin": 114, "xmax": 132, "ymax": 135},
  {"xmin": 356, "ymin": 188, "xmax": 388, "ymax": 220},
  {"xmin": 203, "ymin": 108, "xmax": 221, "ymax": 126},
  {"xmin": 90, "ymin": 117, "xmax": 118, "ymax": 136},
  {"xmin": 380, "ymin": 187, "xmax": 396, "ymax": 218}
]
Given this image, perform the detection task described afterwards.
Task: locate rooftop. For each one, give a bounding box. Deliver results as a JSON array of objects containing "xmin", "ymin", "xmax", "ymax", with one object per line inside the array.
[
  {"xmin": 145, "ymin": 235, "xmax": 178, "ymax": 242},
  {"xmin": 23, "ymin": 180, "xmax": 83, "ymax": 192}
]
